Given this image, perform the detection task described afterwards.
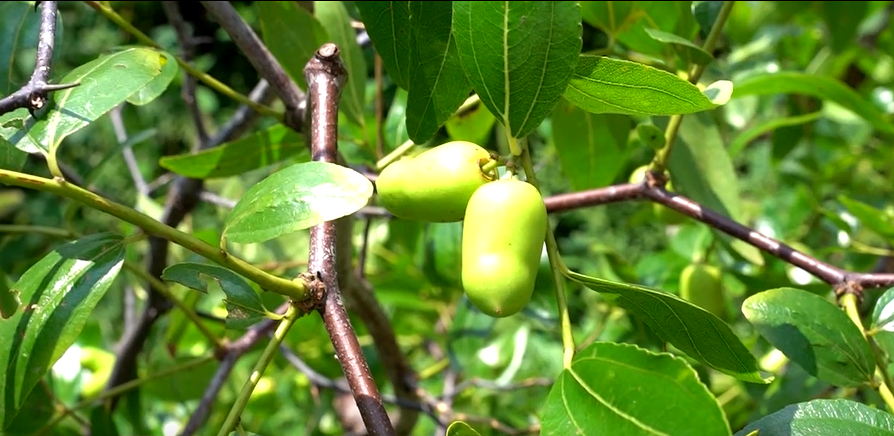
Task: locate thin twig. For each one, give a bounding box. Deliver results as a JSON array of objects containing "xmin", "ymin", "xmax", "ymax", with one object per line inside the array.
[{"xmin": 305, "ymin": 43, "xmax": 395, "ymax": 436}]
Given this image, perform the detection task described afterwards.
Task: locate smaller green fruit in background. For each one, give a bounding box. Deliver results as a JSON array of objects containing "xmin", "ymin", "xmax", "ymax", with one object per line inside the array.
[
  {"xmin": 680, "ymin": 263, "xmax": 726, "ymax": 319},
  {"xmin": 79, "ymin": 346, "xmax": 116, "ymax": 399},
  {"xmin": 376, "ymin": 141, "xmax": 497, "ymax": 223},
  {"xmin": 628, "ymin": 165, "xmax": 687, "ymax": 225}
]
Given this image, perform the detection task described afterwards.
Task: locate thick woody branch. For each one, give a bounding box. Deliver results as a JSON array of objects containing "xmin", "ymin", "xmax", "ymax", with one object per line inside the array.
[
  {"xmin": 201, "ymin": 1, "xmax": 306, "ymax": 132},
  {"xmin": 0, "ymin": 1, "xmax": 79, "ymax": 116},
  {"xmin": 305, "ymin": 43, "xmax": 395, "ymax": 436}
]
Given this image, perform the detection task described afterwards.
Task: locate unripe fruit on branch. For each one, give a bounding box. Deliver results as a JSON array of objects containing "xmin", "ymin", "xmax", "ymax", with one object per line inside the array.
[
  {"xmin": 376, "ymin": 141, "xmax": 498, "ymax": 222},
  {"xmin": 680, "ymin": 263, "xmax": 726, "ymax": 319},
  {"xmin": 461, "ymin": 179, "xmax": 548, "ymax": 318}
]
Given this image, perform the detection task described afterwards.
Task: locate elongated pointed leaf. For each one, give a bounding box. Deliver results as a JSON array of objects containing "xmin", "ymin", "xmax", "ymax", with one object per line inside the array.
[
  {"xmin": 258, "ymin": 1, "xmax": 328, "ymax": 90},
  {"xmin": 735, "ymin": 399, "xmax": 894, "ymax": 436},
  {"xmin": 446, "ymin": 422, "xmax": 482, "ymax": 436},
  {"xmin": 159, "ymin": 124, "xmax": 309, "ymax": 179},
  {"xmin": 0, "ymin": 2, "xmax": 41, "ymax": 95},
  {"xmin": 644, "ymin": 28, "xmax": 713, "ymax": 65},
  {"xmin": 162, "ymin": 263, "xmax": 269, "ymax": 330},
  {"xmin": 384, "ymin": 88, "xmax": 409, "ymax": 151},
  {"xmin": 314, "ymin": 1, "xmax": 367, "ymax": 129},
  {"xmin": 0, "ymin": 47, "xmax": 167, "ymax": 154},
  {"xmin": 223, "ymin": 161, "xmax": 374, "ymax": 244},
  {"xmin": 668, "ymin": 112, "xmax": 764, "ymax": 266},
  {"xmin": 743, "ymin": 287, "xmax": 875, "ymax": 388},
  {"xmin": 871, "ymin": 287, "xmax": 894, "ymax": 359},
  {"xmin": 552, "ymin": 99, "xmax": 630, "ymax": 190},
  {"xmin": 564, "ymin": 269, "xmax": 769, "ymax": 383},
  {"xmin": 405, "ymin": 1, "xmax": 471, "ymax": 144},
  {"xmin": 837, "ymin": 195, "xmax": 894, "ymax": 244},
  {"xmin": 541, "ymin": 342, "xmax": 730, "ymax": 436},
  {"xmin": 565, "ymin": 56, "xmax": 732, "ymax": 116},
  {"xmin": 452, "ymin": 1, "xmax": 582, "ymax": 140},
  {"xmin": 728, "ymin": 111, "xmax": 822, "ymax": 158},
  {"xmin": 355, "ymin": 2, "xmax": 412, "ymax": 90},
  {"xmin": 0, "ymin": 233, "xmax": 125, "ymax": 429},
  {"xmin": 733, "ymin": 72, "xmax": 894, "ymax": 136}
]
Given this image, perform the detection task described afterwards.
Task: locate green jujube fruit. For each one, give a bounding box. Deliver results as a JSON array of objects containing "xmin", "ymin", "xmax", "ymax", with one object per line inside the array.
[
  {"xmin": 461, "ymin": 179, "xmax": 548, "ymax": 318},
  {"xmin": 376, "ymin": 141, "xmax": 497, "ymax": 222},
  {"xmin": 680, "ymin": 263, "xmax": 726, "ymax": 319}
]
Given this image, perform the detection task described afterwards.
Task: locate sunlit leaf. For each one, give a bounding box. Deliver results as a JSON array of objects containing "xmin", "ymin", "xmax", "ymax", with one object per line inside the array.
[
  {"xmin": 159, "ymin": 124, "xmax": 309, "ymax": 179},
  {"xmin": 743, "ymin": 287, "xmax": 875, "ymax": 387},
  {"xmin": 735, "ymin": 399, "xmax": 894, "ymax": 436},
  {"xmin": 258, "ymin": 1, "xmax": 328, "ymax": 90},
  {"xmin": 564, "ymin": 269, "xmax": 770, "ymax": 383},
  {"xmin": 541, "ymin": 342, "xmax": 730, "ymax": 436},
  {"xmin": 871, "ymin": 287, "xmax": 894, "ymax": 360},
  {"xmin": 644, "ymin": 28, "xmax": 713, "ymax": 65},
  {"xmin": 223, "ymin": 161, "xmax": 374, "ymax": 244},
  {"xmin": 444, "ymin": 100, "xmax": 497, "ymax": 148},
  {"xmin": 355, "ymin": 2, "xmax": 412, "ymax": 90},
  {"xmin": 315, "ymin": 1, "xmax": 368, "ymax": 129},
  {"xmin": 0, "ymin": 2, "xmax": 41, "ymax": 95},
  {"xmin": 452, "ymin": 1, "xmax": 582, "ymax": 140},
  {"xmin": 0, "ymin": 47, "xmax": 166, "ymax": 154},
  {"xmin": 837, "ymin": 195, "xmax": 894, "ymax": 245},
  {"xmin": 0, "ymin": 233, "xmax": 125, "ymax": 429},
  {"xmin": 126, "ymin": 50, "xmax": 177, "ymax": 106},
  {"xmin": 728, "ymin": 111, "xmax": 822, "ymax": 158},
  {"xmin": 446, "ymin": 421, "xmax": 482, "ymax": 436}
]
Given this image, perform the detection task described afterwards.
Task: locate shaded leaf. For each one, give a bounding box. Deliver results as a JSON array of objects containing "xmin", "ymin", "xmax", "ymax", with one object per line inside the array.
[
  {"xmin": 644, "ymin": 28, "xmax": 713, "ymax": 65},
  {"xmin": 223, "ymin": 161, "xmax": 374, "ymax": 245},
  {"xmin": 444, "ymin": 99, "xmax": 497, "ymax": 146},
  {"xmin": 733, "ymin": 72, "xmax": 894, "ymax": 136},
  {"xmin": 0, "ymin": 2, "xmax": 41, "ymax": 95},
  {"xmin": 159, "ymin": 124, "xmax": 309, "ymax": 179},
  {"xmin": 871, "ymin": 288, "xmax": 894, "ymax": 360},
  {"xmin": 541, "ymin": 342, "xmax": 730, "ymax": 436},
  {"xmin": 452, "ymin": 1, "xmax": 582, "ymax": 140},
  {"xmin": 126, "ymin": 50, "xmax": 178, "ymax": 106},
  {"xmin": 0, "ymin": 47, "xmax": 166, "ymax": 154},
  {"xmin": 0, "ymin": 233, "xmax": 125, "ymax": 429},
  {"xmin": 837, "ymin": 195, "xmax": 894, "ymax": 244},
  {"xmin": 565, "ymin": 56, "xmax": 731, "ymax": 116},
  {"xmin": 89, "ymin": 405, "xmax": 119, "ymax": 436},
  {"xmin": 552, "ymin": 99, "xmax": 630, "ymax": 190},
  {"xmin": 0, "ymin": 137, "xmax": 27, "ymax": 171},
  {"xmin": 161, "ymin": 263, "xmax": 269, "ymax": 330},
  {"xmin": 579, "ymin": 2, "xmax": 637, "ymax": 36},
  {"xmin": 728, "ymin": 111, "xmax": 822, "ymax": 158},
  {"xmin": 405, "ymin": 1, "xmax": 471, "ymax": 144},
  {"xmin": 742, "ymin": 287, "xmax": 875, "ymax": 388},
  {"xmin": 2, "ymin": 381, "xmax": 55, "ymax": 436},
  {"xmin": 446, "ymin": 421, "xmax": 482, "ymax": 436},
  {"xmin": 384, "ymin": 88, "xmax": 409, "ymax": 150},
  {"xmin": 314, "ymin": 1, "xmax": 367, "ymax": 129},
  {"xmin": 668, "ymin": 112, "xmax": 764, "ymax": 266},
  {"xmin": 735, "ymin": 399, "xmax": 894, "ymax": 436},
  {"xmin": 692, "ymin": 1, "xmax": 724, "ymax": 36},
  {"xmin": 142, "ymin": 356, "xmax": 218, "ymax": 402},
  {"xmin": 0, "ymin": 272, "xmax": 19, "ymax": 319},
  {"xmin": 818, "ymin": 1, "xmax": 868, "ymax": 53},
  {"xmin": 258, "ymin": 1, "xmax": 328, "ymax": 90},
  {"xmin": 355, "ymin": 2, "xmax": 412, "ymax": 90},
  {"xmin": 564, "ymin": 269, "xmax": 770, "ymax": 383}
]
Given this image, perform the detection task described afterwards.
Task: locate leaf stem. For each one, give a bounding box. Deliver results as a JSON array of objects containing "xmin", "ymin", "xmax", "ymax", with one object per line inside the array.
[
  {"xmin": 515, "ymin": 136, "xmax": 575, "ymax": 368},
  {"xmin": 123, "ymin": 260, "xmax": 224, "ymax": 350},
  {"xmin": 0, "ymin": 169, "xmax": 308, "ymax": 300},
  {"xmin": 83, "ymin": 1, "xmax": 281, "ymax": 120},
  {"xmin": 216, "ymin": 304, "xmax": 300, "ymax": 436},
  {"xmin": 653, "ymin": 0, "xmax": 735, "ymax": 170}
]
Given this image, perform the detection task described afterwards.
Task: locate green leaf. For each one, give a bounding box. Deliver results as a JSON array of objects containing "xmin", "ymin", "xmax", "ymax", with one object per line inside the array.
[
  {"xmin": 162, "ymin": 263, "xmax": 270, "ymax": 330},
  {"xmin": 384, "ymin": 88, "xmax": 409, "ymax": 150},
  {"xmin": 89, "ymin": 405, "xmax": 120, "ymax": 436},
  {"xmin": 126, "ymin": 50, "xmax": 178, "ymax": 105},
  {"xmin": 579, "ymin": 2, "xmax": 637, "ymax": 36},
  {"xmin": 158, "ymin": 124, "xmax": 309, "ymax": 179},
  {"xmin": 564, "ymin": 269, "xmax": 770, "ymax": 384},
  {"xmin": 541, "ymin": 342, "xmax": 730, "ymax": 436},
  {"xmin": 733, "ymin": 72, "xmax": 894, "ymax": 136},
  {"xmin": 0, "ymin": 137, "xmax": 26, "ymax": 171},
  {"xmin": 0, "ymin": 2, "xmax": 41, "ymax": 95},
  {"xmin": 871, "ymin": 288, "xmax": 894, "ymax": 359},
  {"xmin": 818, "ymin": 1, "xmax": 869, "ymax": 53},
  {"xmin": 446, "ymin": 421, "xmax": 482, "ymax": 436},
  {"xmin": 2, "ymin": 380, "xmax": 55, "ymax": 436},
  {"xmin": 444, "ymin": 100, "xmax": 497, "ymax": 146},
  {"xmin": 735, "ymin": 399, "xmax": 894, "ymax": 436},
  {"xmin": 314, "ymin": 1, "xmax": 367, "ymax": 129},
  {"xmin": 452, "ymin": 1, "xmax": 583, "ymax": 140},
  {"xmin": 355, "ymin": 2, "xmax": 412, "ymax": 90},
  {"xmin": 405, "ymin": 1, "xmax": 471, "ymax": 144},
  {"xmin": 0, "ymin": 232, "xmax": 125, "ymax": 429},
  {"xmin": 613, "ymin": 2, "xmax": 698, "ymax": 60},
  {"xmin": 565, "ymin": 56, "xmax": 732, "ymax": 116},
  {"xmin": 742, "ymin": 287, "xmax": 876, "ymax": 388},
  {"xmin": 223, "ymin": 161, "xmax": 374, "ymax": 245},
  {"xmin": 668, "ymin": 112, "xmax": 764, "ymax": 266},
  {"xmin": 258, "ymin": 1, "xmax": 328, "ymax": 90},
  {"xmin": 837, "ymin": 195, "xmax": 894, "ymax": 244},
  {"xmin": 552, "ymin": 99, "xmax": 630, "ymax": 190},
  {"xmin": 0, "ymin": 47, "xmax": 166, "ymax": 154},
  {"xmin": 728, "ymin": 111, "xmax": 822, "ymax": 158},
  {"xmin": 643, "ymin": 28, "xmax": 713, "ymax": 65},
  {"xmin": 0, "ymin": 272, "xmax": 19, "ymax": 319}
]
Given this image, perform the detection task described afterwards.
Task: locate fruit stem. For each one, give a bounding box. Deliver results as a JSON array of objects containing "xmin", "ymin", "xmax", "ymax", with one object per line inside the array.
[
  {"xmin": 216, "ymin": 303, "xmax": 300, "ymax": 436},
  {"xmin": 516, "ymin": 136, "xmax": 576, "ymax": 369},
  {"xmin": 479, "ymin": 158, "xmax": 500, "ymax": 179},
  {"xmin": 376, "ymin": 139, "xmax": 416, "ymax": 171}
]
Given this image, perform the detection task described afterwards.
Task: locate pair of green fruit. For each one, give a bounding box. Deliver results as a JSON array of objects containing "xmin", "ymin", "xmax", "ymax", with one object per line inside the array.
[{"xmin": 376, "ymin": 141, "xmax": 548, "ymax": 318}]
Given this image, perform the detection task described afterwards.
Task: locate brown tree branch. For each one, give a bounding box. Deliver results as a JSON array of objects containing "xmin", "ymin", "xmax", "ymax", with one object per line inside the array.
[
  {"xmin": 0, "ymin": 1, "xmax": 79, "ymax": 116},
  {"xmin": 305, "ymin": 43, "xmax": 395, "ymax": 436},
  {"xmin": 200, "ymin": 0, "xmax": 306, "ymax": 132}
]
